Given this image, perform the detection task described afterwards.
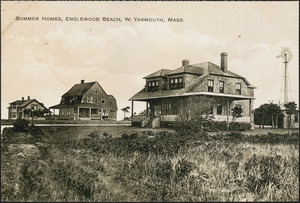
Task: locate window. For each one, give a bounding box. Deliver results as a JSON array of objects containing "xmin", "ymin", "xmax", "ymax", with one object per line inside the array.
[
  {"xmin": 31, "ymin": 104, "xmax": 38, "ymax": 110},
  {"xmin": 12, "ymin": 105, "xmax": 16, "ymax": 109},
  {"xmin": 148, "ymin": 80, "xmax": 159, "ymax": 91},
  {"xmin": 102, "ymin": 100, "xmax": 105, "ymax": 104},
  {"xmin": 162, "ymin": 103, "xmax": 172, "ymax": 115},
  {"xmin": 236, "ymin": 83, "xmax": 241, "ymax": 95},
  {"xmin": 217, "ymin": 104, "xmax": 222, "ymax": 115},
  {"xmin": 169, "ymin": 77, "xmax": 183, "ymax": 89},
  {"xmin": 219, "ymin": 81, "xmax": 224, "ymax": 93},
  {"xmin": 87, "ymin": 96, "xmax": 91, "ymax": 103},
  {"xmin": 209, "ymin": 106, "xmax": 213, "ymax": 114},
  {"xmin": 95, "ymin": 98, "xmax": 98, "ymax": 102},
  {"xmin": 208, "ymin": 79, "xmax": 214, "ymax": 92},
  {"xmin": 94, "ymin": 88, "xmax": 99, "ymax": 93}
]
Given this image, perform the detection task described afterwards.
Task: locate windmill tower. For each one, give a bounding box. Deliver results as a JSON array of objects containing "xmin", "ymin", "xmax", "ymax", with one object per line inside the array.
[{"xmin": 278, "ymin": 47, "xmax": 293, "ymax": 104}]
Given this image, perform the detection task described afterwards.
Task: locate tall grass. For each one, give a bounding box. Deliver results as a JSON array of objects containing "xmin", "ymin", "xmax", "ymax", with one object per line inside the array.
[{"xmin": 1, "ymin": 127, "xmax": 299, "ymax": 201}]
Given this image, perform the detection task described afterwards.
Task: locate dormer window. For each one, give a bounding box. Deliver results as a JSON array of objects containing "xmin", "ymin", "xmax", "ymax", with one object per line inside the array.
[
  {"xmin": 148, "ymin": 80, "xmax": 159, "ymax": 92},
  {"xmin": 170, "ymin": 77, "xmax": 183, "ymax": 89},
  {"xmin": 208, "ymin": 79, "xmax": 214, "ymax": 92}
]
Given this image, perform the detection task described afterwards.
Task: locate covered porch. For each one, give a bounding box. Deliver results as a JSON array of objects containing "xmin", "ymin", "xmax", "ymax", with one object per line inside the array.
[
  {"xmin": 49, "ymin": 103, "xmax": 103, "ymax": 120},
  {"xmin": 130, "ymin": 93, "xmax": 255, "ymax": 128}
]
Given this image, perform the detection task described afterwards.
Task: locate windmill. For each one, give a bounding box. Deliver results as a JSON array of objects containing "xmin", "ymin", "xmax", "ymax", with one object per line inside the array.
[{"xmin": 277, "ymin": 47, "xmax": 293, "ymax": 104}]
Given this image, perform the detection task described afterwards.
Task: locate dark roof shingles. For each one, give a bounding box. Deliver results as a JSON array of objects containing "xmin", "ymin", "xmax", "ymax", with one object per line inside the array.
[{"xmin": 62, "ymin": 82, "xmax": 96, "ymax": 97}]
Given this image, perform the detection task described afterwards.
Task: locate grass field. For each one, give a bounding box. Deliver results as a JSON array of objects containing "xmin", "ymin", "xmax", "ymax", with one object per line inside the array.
[{"xmin": 1, "ymin": 126, "xmax": 299, "ymax": 201}]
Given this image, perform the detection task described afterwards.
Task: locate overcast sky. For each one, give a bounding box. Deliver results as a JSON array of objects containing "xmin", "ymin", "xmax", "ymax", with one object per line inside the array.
[{"xmin": 1, "ymin": 1, "xmax": 299, "ymax": 120}]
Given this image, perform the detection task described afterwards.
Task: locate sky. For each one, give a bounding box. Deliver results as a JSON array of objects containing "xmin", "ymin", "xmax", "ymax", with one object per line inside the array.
[{"xmin": 1, "ymin": 1, "xmax": 299, "ymax": 120}]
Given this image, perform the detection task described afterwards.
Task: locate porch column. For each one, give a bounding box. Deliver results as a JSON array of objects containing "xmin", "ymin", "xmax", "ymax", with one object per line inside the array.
[
  {"xmin": 89, "ymin": 108, "xmax": 91, "ymax": 119},
  {"xmin": 131, "ymin": 100, "xmax": 134, "ymax": 118},
  {"xmin": 146, "ymin": 102, "xmax": 149, "ymax": 116},
  {"xmin": 101, "ymin": 108, "xmax": 103, "ymax": 120},
  {"xmin": 77, "ymin": 107, "xmax": 79, "ymax": 119},
  {"xmin": 161, "ymin": 99, "xmax": 165, "ymax": 127},
  {"xmin": 249, "ymin": 99, "xmax": 254, "ymax": 129},
  {"xmin": 227, "ymin": 98, "xmax": 230, "ymax": 130}
]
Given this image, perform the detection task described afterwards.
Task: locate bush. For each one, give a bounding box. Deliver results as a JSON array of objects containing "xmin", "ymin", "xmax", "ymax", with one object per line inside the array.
[
  {"xmin": 229, "ymin": 122, "xmax": 250, "ymax": 131},
  {"xmin": 87, "ymin": 132, "xmax": 99, "ymax": 139},
  {"xmin": 12, "ymin": 118, "xmax": 29, "ymax": 132},
  {"xmin": 209, "ymin": 121, "xmax": 228, "ymax": 131},
  {"xmin": 27, "ymin": 126, "xmax": 44, "ymax": 142}
]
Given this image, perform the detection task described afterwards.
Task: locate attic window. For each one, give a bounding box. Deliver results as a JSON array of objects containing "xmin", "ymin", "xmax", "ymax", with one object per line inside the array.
[{"xmin": 94, "ymin": 88, "xmax": 100, "ymax": 93}]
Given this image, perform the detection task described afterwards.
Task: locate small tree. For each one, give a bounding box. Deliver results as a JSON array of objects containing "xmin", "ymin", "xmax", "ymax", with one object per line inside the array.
[
  {"xmin": 175, "ymin": 96, "xmax": 215, "ymax": 136},
  {"xmin": 254, "ymin": 104, "xmax": 269, "ymax": 128},
  {"xmin": 284, "ymin": 101, "xmax": 297, "ymax": 134},
  {"xmin": 231, "ymin": 106, "xmax": 243, "ymax": 122},
  {"xmin": 121, "ymin": 106, "xmax": 130, "ymax": 120},
  {"xmin": 266, "ymin": 103, "xmax": 282, "ymax": 128}
]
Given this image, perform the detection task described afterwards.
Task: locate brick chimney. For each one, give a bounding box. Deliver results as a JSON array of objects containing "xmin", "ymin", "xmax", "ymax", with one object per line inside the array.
[
  {"xmin": 182, "ymin": 59, "xmax": 189, "ymax": 66},
  {"xmin": 221, "ymin": 52, "xmax": 228, "ymax": 72},
  {"xmin": 22, "ymin": 97, "xmax": 24, "ymax": 101},
  {"xmin": 28, "ymin": 96, "xmax": 30, "ymax": 100},
  {"xmin": 81, "ymin": 80, "xmax": 85, "ymax": 84}
]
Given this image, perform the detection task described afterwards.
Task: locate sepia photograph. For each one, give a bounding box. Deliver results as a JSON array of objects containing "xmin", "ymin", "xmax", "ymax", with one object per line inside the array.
[{"xmin": 1, "ymin": 1, "xmax": 299, "ymax": 202}]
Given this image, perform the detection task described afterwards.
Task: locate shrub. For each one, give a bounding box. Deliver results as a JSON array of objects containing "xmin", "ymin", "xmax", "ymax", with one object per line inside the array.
[
  {"xmin": 102, "ymin": 132, "xmax": 110, "ymax": 138},
  {"xmin": 87, "ymin": 132, "xmax": 99, "ymax": 139},
  {"xmin": 28, "ymin": 126, "xmax": 44, "ymax": 142},
  {"xmin": 229, "ymin": 122, "xmax": 250, "ymax": 131},
  {"xmin": 209, "ymin": 121, "xmax": 228, "ymax": 131},
  {"xmin": 174, "ymin": 96, "xmax": 216, "ymax": 136},
  {"xmin": 12, "ymin": 118, "xmax": 29, "ymax": 132}
]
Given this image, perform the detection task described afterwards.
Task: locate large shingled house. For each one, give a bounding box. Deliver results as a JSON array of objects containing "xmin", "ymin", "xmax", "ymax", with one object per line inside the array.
[{"xmin": 129, "ymin": 52, "xmax": 256, "ymax": 128}]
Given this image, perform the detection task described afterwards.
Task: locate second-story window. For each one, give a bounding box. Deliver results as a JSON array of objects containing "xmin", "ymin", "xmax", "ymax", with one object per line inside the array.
[
  {"xmin": 219, "ymin": 81, "xmax": 224, "ymax": 93},
  {"xmin": 208, "ymin": 79, "xmax": 214, "ymax": 92},
  {"xmin": 236, "ymin": 83, "xmax": 241, "ymax": 95},
  {"xmin": 170, "ymin": 77, "xmax": 183, "ymax": 89},
  {"xmin": 148, "ymin": 80, "xmax": 159, "ymax": 92}
]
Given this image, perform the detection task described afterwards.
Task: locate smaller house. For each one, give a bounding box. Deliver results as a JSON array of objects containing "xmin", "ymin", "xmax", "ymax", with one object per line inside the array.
[{"xmin": 8, "ymin": 96, "xmax": 50, "ymax": 120}]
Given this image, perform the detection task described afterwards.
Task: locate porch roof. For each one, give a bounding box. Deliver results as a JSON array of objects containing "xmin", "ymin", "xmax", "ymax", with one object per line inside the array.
[
  {"xmin": 49, "ymin": 103, "xmax": 101, "ymax": 109},
  {"xmin": 129, "ymin": 89, "xmax": 254, "ymax": 101}
]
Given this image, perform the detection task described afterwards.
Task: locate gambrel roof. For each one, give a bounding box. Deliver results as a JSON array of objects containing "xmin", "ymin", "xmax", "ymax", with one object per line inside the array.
[{"xmin": 62, "ymin": 82, "xmax": 98, "ymax": 97}]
